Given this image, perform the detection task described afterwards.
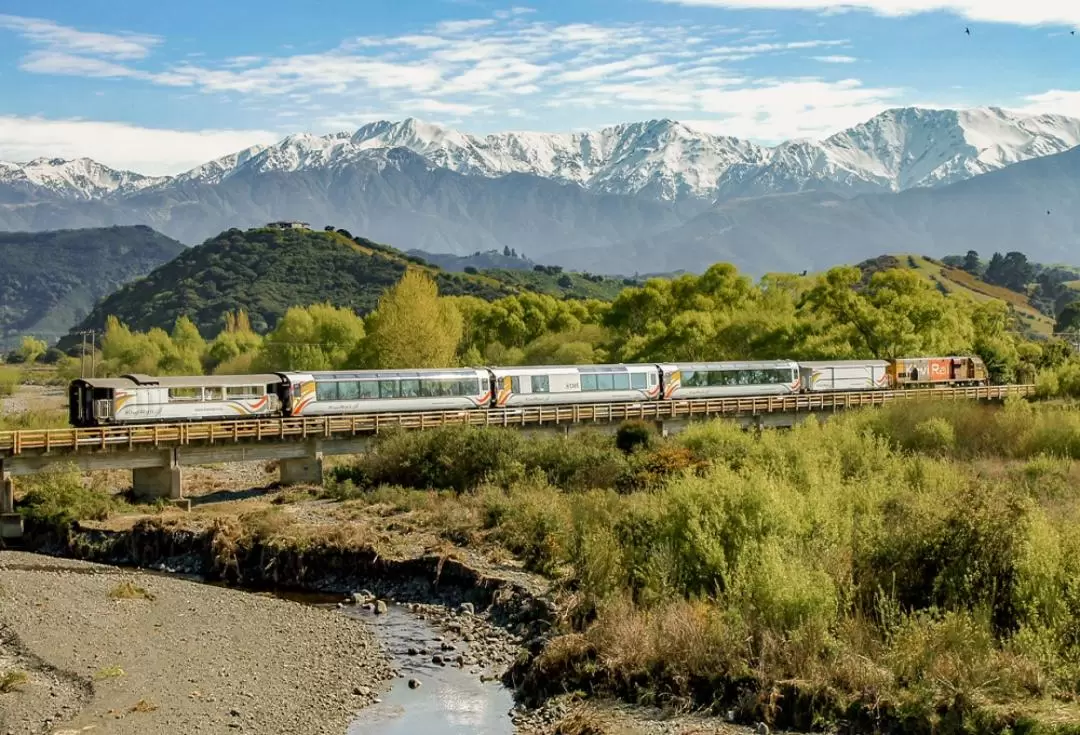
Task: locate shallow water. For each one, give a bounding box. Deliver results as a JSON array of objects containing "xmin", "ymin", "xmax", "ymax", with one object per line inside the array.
[{"xmin": 344, "ymin": 604, "xmax": 516, "ymax": 735}]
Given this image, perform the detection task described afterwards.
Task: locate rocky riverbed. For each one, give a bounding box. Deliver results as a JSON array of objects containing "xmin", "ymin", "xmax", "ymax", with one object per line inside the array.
[{"xmin": 0, "ymin": 551, "xmax": 395, "ymax": 735}]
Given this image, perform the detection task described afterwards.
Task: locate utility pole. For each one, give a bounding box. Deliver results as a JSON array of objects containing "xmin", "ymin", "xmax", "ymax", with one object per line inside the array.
[{"xmin": 78, "ymin": 329, "xmax": 97, "ymax": 378}]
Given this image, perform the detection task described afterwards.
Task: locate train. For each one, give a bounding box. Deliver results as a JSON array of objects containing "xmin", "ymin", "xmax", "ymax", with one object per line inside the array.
[{"xmin": 68, "ymin": 356, "xmax": 988, "ymax": 428}]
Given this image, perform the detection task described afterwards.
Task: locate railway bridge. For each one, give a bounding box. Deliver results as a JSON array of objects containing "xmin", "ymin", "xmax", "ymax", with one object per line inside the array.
[{"xmin": 0, "ymin": 384, "xmax": 1035, "ymax": 538}]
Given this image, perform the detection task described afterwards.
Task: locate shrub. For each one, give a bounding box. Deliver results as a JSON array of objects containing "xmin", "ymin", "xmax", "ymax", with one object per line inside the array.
[
  {"xmin": 615, "ymin": 420, "xmax": 654, "ymax": 454},
  {"xmin": 18, "ymin": 466, "xmax": 126, "ymax": 532},
  {"xmin": 0, "ymin": 670, "xmax": 29, "ymax": 693}
]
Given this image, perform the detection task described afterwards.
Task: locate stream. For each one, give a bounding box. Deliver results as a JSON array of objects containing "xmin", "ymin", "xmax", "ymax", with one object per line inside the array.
[{"xmin": 344, "ymin": 603, "xmax": 517, "ymax": 735}]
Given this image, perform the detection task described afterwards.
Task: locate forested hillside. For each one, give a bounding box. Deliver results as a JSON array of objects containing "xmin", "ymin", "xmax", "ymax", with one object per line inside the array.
[
  {"xmin": 0, "ymin": 226, "xmax": 185, "ymax": 349},
  {"xmin": 64, "ymin": 227, "xmax": 623, "ymax": 344}
]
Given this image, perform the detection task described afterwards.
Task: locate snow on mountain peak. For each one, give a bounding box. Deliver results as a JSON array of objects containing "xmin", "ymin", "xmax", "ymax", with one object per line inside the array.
[
  {"xmin": 6, "ymin": 106, "xmax": 1079, "ymax": 203},
  {"xmin": 0, "ymin": 156, "xmax": 164, "ymax": 200}
]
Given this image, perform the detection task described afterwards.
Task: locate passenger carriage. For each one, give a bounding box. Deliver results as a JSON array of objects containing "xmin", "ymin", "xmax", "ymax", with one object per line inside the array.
[
  {"xmin": 658, "ymin": 361, "xmax": 802, "ymax": 400},
  {"xmin": 69, "ymin": 374, "xmax": 284, "ymax": 427},
  {"xmin": 281, "ymin": 369, "xmax": 492, "ymax": 416},
  {"xmin": 489, "ymin": 364, "xmax": 660, "ymax": 407}
]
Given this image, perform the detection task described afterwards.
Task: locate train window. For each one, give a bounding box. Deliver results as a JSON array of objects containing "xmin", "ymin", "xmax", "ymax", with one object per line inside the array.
[
  {"xmin": 581, "ymin": 374, "xmax": 597, "ymax": 391},
  {"xmin": 400, "ymin": 379, "xmax": 420, "ymax": 398},
  {"xmin": 631, "ymin": 372, "xmax": 646, "ymax": 390},
  {"xmin": 510, "ymin": 377, "xmax": 521, "ymax": 393},
  {"xmin": 316, "ymin": 382, "xmax": 339, "ymax": 401},
  {"xmin": 338, "ymin": 381, "xmax": 361, "ymax": 400},
  {"xmin": 463, "ymin": 378, "xmax": 480, "ymax": 395},
  {"xmin": 681, "ymin": 370, "xmax": 697, "ymax": 387},
  {"xmin": 648, "ymin": 372, "xmax": 657, "ymax": 387},
  {"xmin": 613, "ymin": 373, "xmax": 630, "ymax": 390},
  {"xmin": 596, "ymin": 373, "xmax": 614, "ymax": 391},
  {"xmin": 205, "ymin": 387, "xmax": 224, "ymax": 401},
  {"xmin": 379, "ymin": 380, "xmax": 399, "ymax": 399},
  {"xmin": 420, "ymin": 380, "xmax": 440, "ymax": 397},
  {"xmin": 358, "ymin": 381, "xmax": 379, "ymax": 399},
  {"xmin": 532, "ymin": 375, "xmax": 550, "ymax": 393},
  {"xmin": 227, "ymin": 386, "xmax": 258, "ymax": 399},
  {"xmin": 168, "ymin": 387, "xmax": 200, "ymax": 401}
]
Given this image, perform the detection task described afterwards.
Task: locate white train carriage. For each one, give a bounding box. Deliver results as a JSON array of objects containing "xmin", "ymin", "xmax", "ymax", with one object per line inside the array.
[
  {"xmin": 658, "ymin": 360, "xmax": 802, "ymax": 400},
  {"xmin": 282, "ymin": 368, "xmax": 492, "ymax": 416},
  {"xmin": 798, "ymin": 360, "xmax": 891, "ymax": 392},
  {"xmin": 69, "ymin": 373, "xmax": 284, "ymax": 427},
  {"xmin": 490, "ymin": 364, "xmax": 661, "ymax": 407}
]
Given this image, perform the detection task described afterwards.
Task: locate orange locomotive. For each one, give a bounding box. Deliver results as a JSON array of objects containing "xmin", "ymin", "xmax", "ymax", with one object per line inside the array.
[{"xmin": 888, "ymin": 356, "xmax": 988, "ymax": 388}]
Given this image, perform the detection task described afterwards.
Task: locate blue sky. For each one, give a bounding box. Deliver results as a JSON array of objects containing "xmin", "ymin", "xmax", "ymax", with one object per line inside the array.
[{"xmin": 1, "ymin": 0, "xmax": 1078, "ymax": 174}]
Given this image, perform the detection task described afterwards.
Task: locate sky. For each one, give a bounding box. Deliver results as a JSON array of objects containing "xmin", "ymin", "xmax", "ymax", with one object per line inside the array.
[{"xmin": 1, "ymin": 0, "xmax": 1079, "ymax": 175}]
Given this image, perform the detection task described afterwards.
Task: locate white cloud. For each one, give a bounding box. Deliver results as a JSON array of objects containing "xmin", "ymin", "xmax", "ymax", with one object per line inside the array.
[
  {"xmin": 1018, "ymin": 89, "xmax": 1080, "ymax": 118},
  {"xmin": 813, "ymin": 55, "xmax": 858, "ymax": 62},
  {"xmin": 0, "ymin": 116, "xmax": 278, "ymax": 175},
  {"xmin": 653, "ymin": 1, "xmax": 1080, "ymax": 27},
  {"xmin": 0, "ymin": 14, "xmax": 159, "ymax": 58}
]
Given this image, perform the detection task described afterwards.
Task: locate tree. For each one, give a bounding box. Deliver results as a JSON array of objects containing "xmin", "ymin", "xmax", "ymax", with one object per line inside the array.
[
  {"xmin": 255, "ymin": 304, "xmax": 365, "ymax": 371},
  {"xmin": 962, "ymin": 250, "xmax": 980, "ymax": 274},
  {"xmin": 364, "ymin": 270, "xmax": 463, "ymax": 368},
  {"xmin": 207, "ymin": 310, "xmax": 262, "ymax": 370},
  {"xmin": 1056, "ymin": 300, "xmax": 1080, "ymax": 334},
  {"xmin": 984, "ymin": 251, "xmax": 1034, "ymax": 293},
  {"xmin": 15, "ymin": 336, "xmax": 47, "ymax": 364},
  {"xmin": 503, "ymin": 245, "xmax": 512, "ymax": 257},
  {"xmin": 802, "ymin": 267, "xmax": 973, "ymax": 359}
]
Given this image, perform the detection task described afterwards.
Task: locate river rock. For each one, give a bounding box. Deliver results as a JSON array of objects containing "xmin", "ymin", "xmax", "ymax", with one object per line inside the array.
[
  {"xmin": 374, "ymin": 600, "xmax": 388, "ymax": 615},
  {"xmin": 408, "ymin": 678, "xmax": 421, "ymax": 690},
  {"xmin": 458, "ymin": 602, "xmax": 474, "ymax": 616}
]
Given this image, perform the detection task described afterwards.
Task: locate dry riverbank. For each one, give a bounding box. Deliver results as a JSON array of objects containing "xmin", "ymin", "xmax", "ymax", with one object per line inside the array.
[{"xmin": 0, "ymin": 551, "xmax": 394, "ymax": 735}]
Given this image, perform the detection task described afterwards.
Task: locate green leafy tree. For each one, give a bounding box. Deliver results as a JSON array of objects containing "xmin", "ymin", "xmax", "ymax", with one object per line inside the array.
[
  {"xmin": 255, "ymin": 303, "xmax": 365, "ymax": 371},
  {"xmin": 207, "ymin": 310, "xmax": 263, "ymax": 371},
  {"xmin": 802, "ymin": 267, "xmax": 973, "ymax": 359},
  {"xmin": 1055, "ymin": 300, "xmax": 1080, "ymax": 334},
  {"xmin": 364, "ymin": 270, "xmax": 463, "ymax": 369},
  {"xmin": 15, "ymin": 336, "xmax": 47, "ymax": 364}
]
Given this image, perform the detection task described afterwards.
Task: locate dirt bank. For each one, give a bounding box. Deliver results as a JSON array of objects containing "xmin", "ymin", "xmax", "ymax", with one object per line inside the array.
[{"xmin": 0, "ymin": 551, "xmax": 394, "ymax": 735}]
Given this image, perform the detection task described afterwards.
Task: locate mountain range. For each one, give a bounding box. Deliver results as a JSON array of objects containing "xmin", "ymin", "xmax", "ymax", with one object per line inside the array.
[{"xmin": 2, "ymin": 106, "xmax": 1079, "ymax": 274}]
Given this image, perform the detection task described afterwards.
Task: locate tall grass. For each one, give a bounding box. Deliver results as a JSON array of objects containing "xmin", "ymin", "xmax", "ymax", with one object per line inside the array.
[
  {"xmin": 331, "ymin": 405, "xmax": 1080, "ymax": 731},
  {"xmin": 0, "ymin": 365, "xmax": 19, "ymax": 398}
]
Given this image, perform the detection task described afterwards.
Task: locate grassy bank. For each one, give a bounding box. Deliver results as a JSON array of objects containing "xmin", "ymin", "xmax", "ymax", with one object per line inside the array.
[{"xmin": 325, "ymin": 402, "xmax": 1080, "ymax": 732}]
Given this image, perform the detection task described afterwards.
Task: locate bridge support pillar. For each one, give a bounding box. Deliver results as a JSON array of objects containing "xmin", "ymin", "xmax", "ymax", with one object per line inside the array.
[
  {"xmin": 1, "ymin": 463, "xmax": 22, "ymax": 539},
  {"xmin": 279, "ymin": 442, "xmax": 323, "ymax": 486},
  {"xmin": 132, "ymin": 451, "xmax": 183, "ymax": 502}
]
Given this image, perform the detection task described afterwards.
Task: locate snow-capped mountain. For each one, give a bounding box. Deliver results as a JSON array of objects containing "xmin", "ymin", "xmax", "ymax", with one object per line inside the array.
[
  {"xmin": 0, "ymin": 157, "xmax": 164, "ymax": 200},
  {"xmin": 168, "ymin": 106, "xmax": 1080, "ymax": 201},
  {"xmin": 4, "ymin": 106, "xmax": 1079, "ymax": 203}
]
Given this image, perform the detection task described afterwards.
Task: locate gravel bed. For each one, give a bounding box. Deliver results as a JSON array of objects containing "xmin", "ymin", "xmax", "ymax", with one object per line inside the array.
[{"xmin": 0, "ymin": 551, "xmax": 394, "ymax": 735}]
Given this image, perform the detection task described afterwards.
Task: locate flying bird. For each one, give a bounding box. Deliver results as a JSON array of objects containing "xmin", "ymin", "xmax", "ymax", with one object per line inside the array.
[
  {"xmin": 1047, "ymin": 210, "xmax": 1052, "ymax": 215},
  {"xmin": 965, "ymin": 27, "xmax": 971, "ymax": 35}
]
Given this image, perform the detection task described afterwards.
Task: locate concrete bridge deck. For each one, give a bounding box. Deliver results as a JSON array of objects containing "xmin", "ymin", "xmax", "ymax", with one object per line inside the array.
[{"xmin": 0, "ymin": 384, "xmax": 1034, "ymax": 539}]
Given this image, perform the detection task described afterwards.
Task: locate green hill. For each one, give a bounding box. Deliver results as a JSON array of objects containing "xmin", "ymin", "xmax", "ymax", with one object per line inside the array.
[
  {"xmin": 63, "ymin": 226, "xmax": 622, "ymax": 344},
  {"xmin": 0, "ymin": 226, "xmax": 185, "ymax": 350},
  {"xmin": 858, "ymin": 254, "xmax": 1055, "ymax": 336}
]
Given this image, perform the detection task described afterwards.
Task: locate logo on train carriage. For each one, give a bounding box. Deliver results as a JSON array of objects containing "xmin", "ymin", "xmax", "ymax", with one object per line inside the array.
[
  {"xmin": 470, "ymin": 387, "xmax": 494, "ymax": 407},
  {"xmin": 228, "ymin": 395, "xmax": 272, "ymax": 415},
  {"xmin": 291, "ymin": 382, "xmax": 317, "ymax": 415},
  {"xmin": 495, "ymin": 376, "xmax": 513, "ymax": 407},
  {"xmin": 663, "ymin": 371, "xmax": 681, "ymax": 399}
]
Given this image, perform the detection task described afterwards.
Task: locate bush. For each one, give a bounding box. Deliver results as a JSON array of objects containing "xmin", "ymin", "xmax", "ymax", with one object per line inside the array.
[
  {"xmin": 18, "ymin": 467, "xmax": 127, "ymax": 532},
  {"xmin": 615, "ymin": 420, "xmax": 654, "ymax": 454}
]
